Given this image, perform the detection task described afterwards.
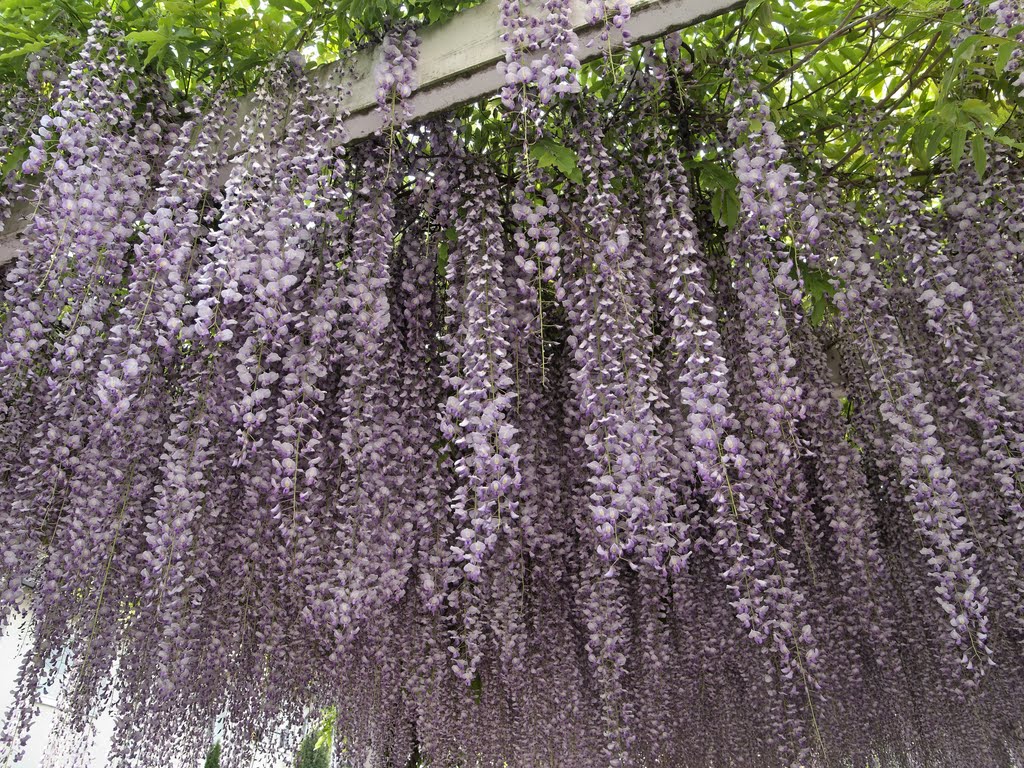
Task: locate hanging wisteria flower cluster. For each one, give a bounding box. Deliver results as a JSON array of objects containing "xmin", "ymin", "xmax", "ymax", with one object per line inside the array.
[
  {"xmin": 376, "ymin": 29, "xmax": 420, "ymax": 125},
  {"xmin": 1, "ymin": 10, "xmax": 1024, "ymax": 768}
]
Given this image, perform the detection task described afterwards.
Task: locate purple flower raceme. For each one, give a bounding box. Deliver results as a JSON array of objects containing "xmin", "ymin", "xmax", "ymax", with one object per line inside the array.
[
  {"xmin": 560, "ymin": 109, "xmax": 688, "ymax": 767},
  {"xmin": 323, "ymin": 144, "xmax": 411, "ymax": 654},
  {"xmin": 32, "ymin": 96, "xmax": 237, "ymax": 723},
  {"xmin": 95, "ymin": 93, "xmax": 233, "ymax": 419},
  {"xmin": 375, "ymin": 29, "xmax": 420, "ymax": 126},
  {"xmin": 1, "ymin": 21, "xmax": 158, "ymax": 380},
  {"xmin": 882, "ymin": 162, "xmax": 1024, "ymax": 642},
  {"xmin": 134, "ymin": 57, "xmax": 323, "ymax": 698},
  {"xmin": 229, "ymin": 60, "xmax": 345, "ymax": 461},
  {"xmin": 437, "ymin": 153, "xmax": 522, "ymax": 682},
  {"xmin": 0, "ymin": 26, "xmax": 166, "ymax": 625},
  {"xmin": 643, "ymin": 137, "xmax": 821, "ymax": 763},
  {"xmin": 0, "ymin": 66, "xmax": 56, "ymax": 240},
  {"xmin": 499, "ymin": 0, "xmax": 581, "ymax": 117},
  {"xmin": 792, "ymin": 323, "xmax": 900, "ymax": 668},
  {"xmin": 564, "ymin": 114, "xmax": 678, "ymax": 570},
  {"xmin": 942, "ymin": 151, "xmax": 1024, "ymax": 412},
  {"xmin": 831, "ymin": 216, "xmax": 993, "ymax": 684},
  {"xmin": 391, "ymin": 213, "xmax": 448, "ymax": 614},
  {"xmin": 22, "ymin": 93, "xmax": 231, "ymax": 722}
]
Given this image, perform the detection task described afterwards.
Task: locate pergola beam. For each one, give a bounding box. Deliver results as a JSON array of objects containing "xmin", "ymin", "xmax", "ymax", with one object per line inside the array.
[{"xmin": 0, "ymin": 0, "xmax": 740, "ymax": 266}]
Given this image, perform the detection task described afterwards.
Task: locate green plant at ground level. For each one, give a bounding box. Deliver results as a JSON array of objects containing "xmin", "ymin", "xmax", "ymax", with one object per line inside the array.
[
  {"xmin": 295, "ymin": 730, "xmax": 330, "ymax": 768},
  {"xmin": 203, "ymin": 741, "xmax": 221, "ymax": 768}
]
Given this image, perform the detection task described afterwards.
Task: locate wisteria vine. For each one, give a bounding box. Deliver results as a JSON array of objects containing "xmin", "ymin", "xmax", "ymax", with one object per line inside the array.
[{"xmin": 0, "ymin": 10, "xmax": 1023, "ymax": 768}]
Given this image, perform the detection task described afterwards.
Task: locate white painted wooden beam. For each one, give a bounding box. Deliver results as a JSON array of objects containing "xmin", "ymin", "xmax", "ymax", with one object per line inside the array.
[{"xmin": 0, "ymin": 0, "xmax": 740, "ymax": 265}]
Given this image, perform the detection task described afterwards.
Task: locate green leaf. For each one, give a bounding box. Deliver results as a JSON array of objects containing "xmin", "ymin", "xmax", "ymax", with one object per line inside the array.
[
  {"xmin": 748, "ymin": 0, "xmax": 772, "ymax": 28},
  {"xmin": 124, "ymin": 30, "xmax": 168, "ymax": 44},
  {"xmin": 950, "ymin": 127, "xmax": 967, "ymax": 168},
  {"xmin": 910, "ymin": 121, "xmax": 933, "ymax": 166},
  {"xmin": 0, "ymin": 22, "xmax": 37, "ymax": 42},
  {"xmin": 697, "ymin": 162, "xmax": 734, "ymax": 187},
  {"xmin": 991, "ymin": 133, "xmax": 1024, "ymax": 151},
  {"xmin": 932, "ymin": 101, "xmax": 958, "ymax": 124},
  {"xmin": 698, "ymin": 161, "xmax": 739, "ymax": 228},
  {"xmin": 799, "ymin": 264, "xmax": 838, "ymax": 327},
  {"xmin": 925, "ymin": 122, "xmax": 948, "ymax": 161},
  {"xmin": 710, "ymin": 186, "xmax": 740, "ymax": 229},
  {"xmin": 0, "ymin": 39, "xmax": 45, "ymax": 61},
  {"xmin": 960, "ymin": 98, "xmax": 998, "ymax": 127},
  {"xmin": 528, "ymin": 138, "xmax": 582, "ymax": 184},
  {"xmin": 996, "ymin": 41, "xmax": 1016, "ymax": 72},
  {"xmin": 144, "ymin": 40, "xmax": 167, "ymax": 67},
  {"xmin": 470, "ymin": 672, "xmax": 483, "ymax": 703},
  {"xmin": 436, "ymin": 226, "xmax": 456, "ymax": 276},
  {"xmin": 270, "ymin": 0, "xmax": 311, "ymax": 14},
  {"xmin": 971, "ymin": 133, "xmax": 987, "ymax": 179},
  {"xmin": 940, "ymin": 36, "xmax": 985, "ymax": 97},
  {"xmin": 0, "ymin": 144, "xmax": 28, "ymax": 176}
]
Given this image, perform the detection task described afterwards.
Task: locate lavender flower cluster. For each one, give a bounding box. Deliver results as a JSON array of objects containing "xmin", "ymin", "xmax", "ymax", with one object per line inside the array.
[
  {"xmin": 375, "ymin": 29, "xmax": 420, "ymax": 125},
  {"xmin": 0, "ymin": 18, "xmax": 1023, "ymax": 768},
  {"xmin": 498, "ymin": 0, "xmax": 581, "ymax": 123}
]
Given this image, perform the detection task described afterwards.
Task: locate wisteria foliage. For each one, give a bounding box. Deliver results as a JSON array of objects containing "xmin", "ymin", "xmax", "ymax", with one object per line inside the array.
[{"xmin": 0, "ymin": 12, "xmax": 1023, "ymax": 768}]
